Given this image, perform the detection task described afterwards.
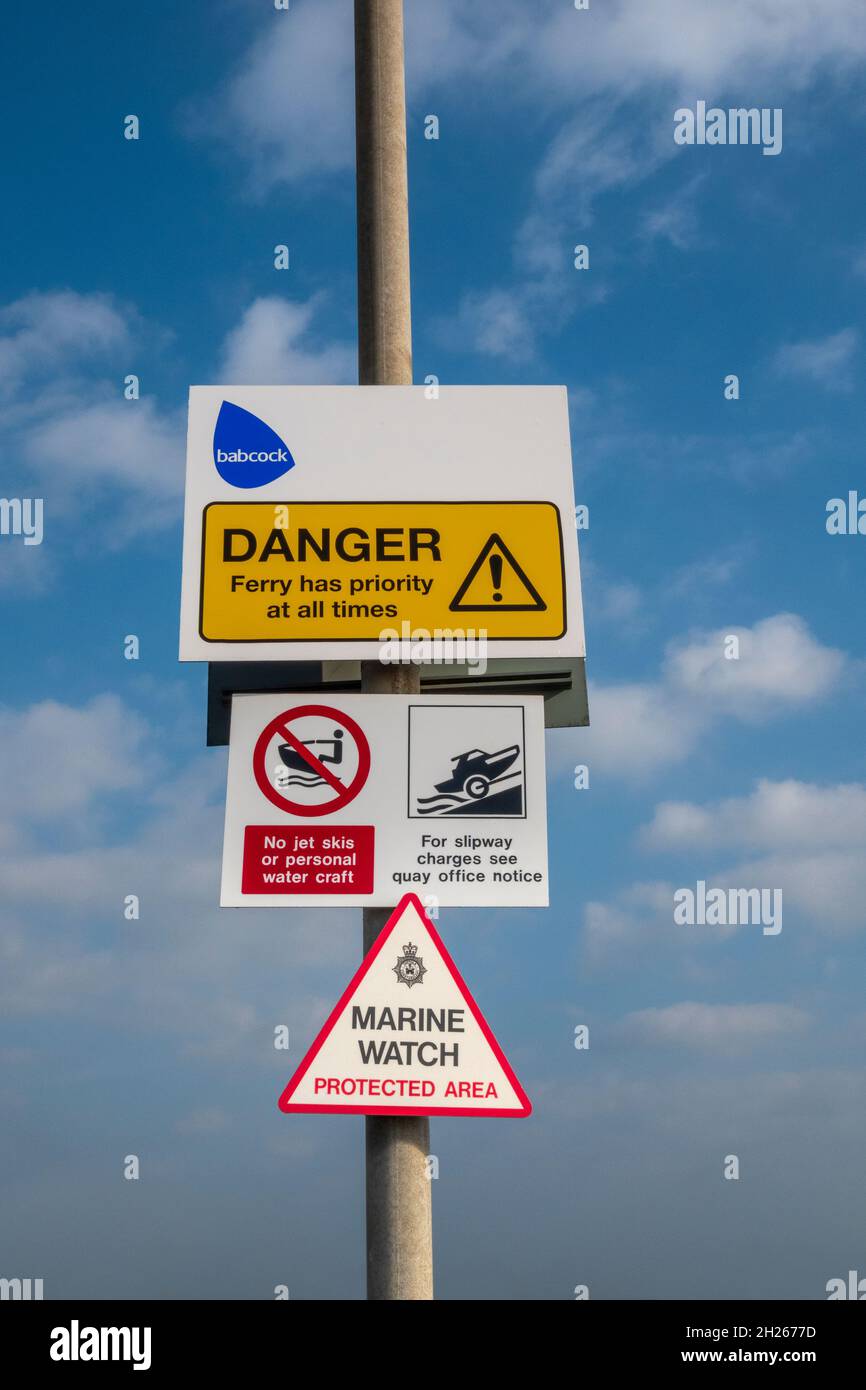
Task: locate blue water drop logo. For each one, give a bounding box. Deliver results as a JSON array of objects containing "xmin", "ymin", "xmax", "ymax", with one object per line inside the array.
[{"xmin": 213, "ymin": 401, "xmax": 297, "ymax": 488}]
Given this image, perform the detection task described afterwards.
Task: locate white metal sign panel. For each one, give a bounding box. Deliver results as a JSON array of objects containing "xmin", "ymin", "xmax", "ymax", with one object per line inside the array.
[
  {"xmin": 221, "ymin": 692, "xmax": 549, "ymax": 907},
  {"xmin": 179, "ymin": 385, "xmax": 584, "ymax": 661}
]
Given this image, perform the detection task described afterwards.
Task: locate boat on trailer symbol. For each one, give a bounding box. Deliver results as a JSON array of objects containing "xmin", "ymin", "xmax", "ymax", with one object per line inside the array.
[{"xmin": 433, "ymin": 745, "xmax": 521, "ymax": 801}]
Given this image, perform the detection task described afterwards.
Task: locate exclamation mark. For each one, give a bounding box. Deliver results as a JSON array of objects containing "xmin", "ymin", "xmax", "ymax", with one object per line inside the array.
[{"xmin": 489, "ymin": 552, "xmax": 503, "ymax": 602}]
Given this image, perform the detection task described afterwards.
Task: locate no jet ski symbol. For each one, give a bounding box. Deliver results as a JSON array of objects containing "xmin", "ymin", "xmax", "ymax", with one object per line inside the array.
[{"xmin": 252, "ymin": 704, "xmax": 371, "ymax": 817}]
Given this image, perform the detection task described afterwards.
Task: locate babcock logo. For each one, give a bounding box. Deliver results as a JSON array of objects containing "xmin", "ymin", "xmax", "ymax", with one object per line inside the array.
[{"xmin": 213, "ymin": 400, "xmax": 297, "ymax": 488}]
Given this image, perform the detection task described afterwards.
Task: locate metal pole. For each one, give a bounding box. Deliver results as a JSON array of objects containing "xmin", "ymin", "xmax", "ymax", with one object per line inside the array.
[{"xmin": 354, "ymin": 0, "xmax": 434, "ymax": 1300}]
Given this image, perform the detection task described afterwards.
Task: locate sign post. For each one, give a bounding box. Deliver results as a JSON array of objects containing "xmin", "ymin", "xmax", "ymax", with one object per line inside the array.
[
  {"xmin": 354, "ymin": 0, "xmax": 433, "ymax": 1301},
  {"xmin": 177, "ymin": 0, "xmax": 586, "ymax": 1302}
]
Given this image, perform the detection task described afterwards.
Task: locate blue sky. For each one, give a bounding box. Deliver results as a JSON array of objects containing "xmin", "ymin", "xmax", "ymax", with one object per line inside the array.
[{"xmin": 1, "ymin": 0, "xmax": 866, "ymax": 1299}]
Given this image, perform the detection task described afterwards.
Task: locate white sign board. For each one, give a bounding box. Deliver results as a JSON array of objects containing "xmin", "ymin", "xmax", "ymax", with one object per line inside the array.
[
  {"xmin": 179, "ymin": 386, "xmax": 584, "ymax": 661},
  {"xmin": 279, "ymin": 894, "xmax": 531, "ymax": 1118},
  {"xmin": 221, "ymin": 692, "xmax": 548, "ymax": 907}
]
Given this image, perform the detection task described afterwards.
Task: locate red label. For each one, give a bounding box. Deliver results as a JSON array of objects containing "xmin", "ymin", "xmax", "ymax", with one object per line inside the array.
[{"xmin": 242, "ymin": 825, "xmax": 374, "ymax": 894}]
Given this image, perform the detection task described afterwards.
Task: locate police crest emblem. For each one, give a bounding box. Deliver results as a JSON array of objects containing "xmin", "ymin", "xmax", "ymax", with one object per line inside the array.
[{"xmin": 393, "ymin": 942, "xmax": 427, "ymax": 988}]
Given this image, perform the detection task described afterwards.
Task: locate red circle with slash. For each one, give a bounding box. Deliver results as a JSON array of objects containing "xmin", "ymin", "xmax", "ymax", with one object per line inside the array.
[{"xmin": 252, "ymin": 704, "xmax": 371, "ymax": 817}]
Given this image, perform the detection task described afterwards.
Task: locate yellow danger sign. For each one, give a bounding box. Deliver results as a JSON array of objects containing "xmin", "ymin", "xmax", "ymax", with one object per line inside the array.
[{"xmin": 199, "ymin": 502, "xmax": 565, "ymax": 642}]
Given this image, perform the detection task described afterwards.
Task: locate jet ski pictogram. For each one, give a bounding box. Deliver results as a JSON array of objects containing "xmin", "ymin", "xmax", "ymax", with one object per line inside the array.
[{"xmin": 273, "ymin": 729, "xmax": 346, "ymax": 787}]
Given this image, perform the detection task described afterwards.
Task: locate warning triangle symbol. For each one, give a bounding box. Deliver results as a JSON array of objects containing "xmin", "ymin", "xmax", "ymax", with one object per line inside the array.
[
  {"xmin": 278, "ymin": 894, "xmax": 531, "ymax": 1118},
  {"xmin": 449, "ymin": 533, "xmax": 546, "ymax": 613}
]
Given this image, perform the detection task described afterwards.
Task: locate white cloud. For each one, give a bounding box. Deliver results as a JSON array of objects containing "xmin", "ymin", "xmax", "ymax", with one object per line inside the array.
[
  {"xmin": 582, "ymin": 880, "xmax": 680, "ymax": 966},
  {"xmin": 550, "ymin": 613, "xmax": 846, "ymax": 780},
  {"xmin": 0, "ymin": 290, "xmax": 353, "ymax": 561},
  {"xmin": 543, "ymin": 1067, "xmax": 866, "ymax": 1153},
  {"xmin": 663, "ymin": 614, "xmax": 847, "ymax": 718},
  {"xmin": 0, "ymin": 696, "xmax": 355, "ymax": 1054},
  {"xmin": 194, "ymin": 0, "xmax": 530, "ymax": 194},
  {"xmin": 533, "ymin": 0, "xmax": 866, "ymax": 96},
  {"xmin": 218, "ymin": 297, "xmax": 354, "ymax": 385},
  {"xmin": 576, "ymin": 420, "xmax": 818, "ymax": 486},
  {"xmin": 0, "ymin": 920, "xmax": 120, "ymax": 1017},
  {"xmin": 204, "ymin": 0, "xmax": 866, "ymax": 192},
  {"xmin": 405, "ymin": 1, "xmax": 527, "ymax": 87},
  {"xmin": 619, "ymin": 1002, "xmax": 810, "ymax": 1052},
  {"xmin": 640, "ymin": 174, "xmax": 708, "ymax": 250},
  {"xmin": 25, "ymin": 398, "xmax": 186, "ymax": 528},
  {"xmin": 580, "ymin": 846, "xmax": 866, "ymax": 963},
  {"xmin": 0, "ymin": 291, "xmax": 184, "ymax": 545},
  {"xmin": 198, "ymin": 0, "xmax": 866, "ymax": 364},
  {"xmin": 644, "ymin": 779, "xmax": 866, "ymax": 854},
  {"xmin": 641, "ymin": 778, "xmax": 866, "ymax": 936},
  {"xmin": 570, "ymin": 681, "xmax": 702, "ymax": 778},
  {"xmin": 442, "ymin": 0, "xmax": 866, "ymax": 352},
  {"xmin": 520, "ymin": 105, "xmax": 660, "ymax": 250},
  {"xmin": 595, "ymin": 580, "xmax": 643, "ymax": 625},
  {"xmin": 0, "ymin": 695, "xmax": 150, "ymax": 826},
  {"xmin": 441, "ymin": 288, "xmax": 539, "ymax": 363},
  {"xmin": 578, "ymin": 556, "xmax": 647, "ymax": 633},
  {"xmin": 583, "ymin": 778, "xmax": 866, "ymax": 953},
  {"xmin": 440, "ymin": 246, "xmax": 608, "ymax": 364},
  {"xmin": 579, "ymin": 874, "xmax": 766, "ymax": 967},
  {"xmin": 728, "ymin": 849, "xmax": 866, "ymax": 934},
  {"xmin": 190, "ymin": 0, "xmax": 356, "ymax": 191},
  {"xmin": 0, "ymin": 291, "xmax": 129, "ymax": 400},
  {"xmin": 0, "ymin": 539, "xmax": 56, "ymax": 596},
  {"xmin": 444, "ymin": 106, "xmax": 643, "ymax": 362},
  {"xmin": 774, "ymin": 328, "xmax": 860, "ymax": 392},
  {"xmin": 580, "ymin": 548, "xmax": 736, "ymax": 641},
  {"xmin": 668, "ymin": 550, "xmax": 743, "ymax": 597},
  {"xmin": 528, "ymin": 0, "xmax": 866, "ymax": 349}
]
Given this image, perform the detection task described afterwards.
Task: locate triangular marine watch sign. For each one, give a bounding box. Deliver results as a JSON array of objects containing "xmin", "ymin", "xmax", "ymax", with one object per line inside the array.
[
  {"xmin": 450, "ymin": 533, "xmax": 547, "ymax": 613},
  {"xmin": 278, "ymin": 894, "xmax": 531, "ymax": 1118}
]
